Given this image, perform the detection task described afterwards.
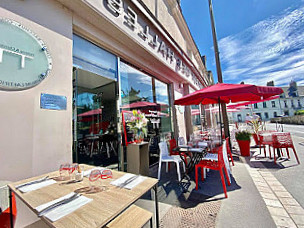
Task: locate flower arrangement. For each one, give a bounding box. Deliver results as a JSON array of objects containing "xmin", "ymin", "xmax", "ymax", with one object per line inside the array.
[{"xmin": 127, "ymin": 110, "xmax": 149, "ymax": 142}]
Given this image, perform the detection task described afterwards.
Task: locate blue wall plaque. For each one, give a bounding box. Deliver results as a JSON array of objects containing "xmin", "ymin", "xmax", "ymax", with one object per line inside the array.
[{"xmin": 40, "ymin": 93, "xmax": 67, "ymax": 110}]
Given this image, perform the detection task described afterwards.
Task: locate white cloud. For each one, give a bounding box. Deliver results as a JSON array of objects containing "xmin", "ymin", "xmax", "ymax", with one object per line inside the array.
[{"xmin": 219, "ymin": 5, "xmax": 304, "ymax": 86}]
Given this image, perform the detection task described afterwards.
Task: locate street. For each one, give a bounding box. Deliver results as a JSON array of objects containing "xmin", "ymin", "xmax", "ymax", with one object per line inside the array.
[{"xmin": 265, "ymin": 122, "xmax": 304, "ymax": 208}]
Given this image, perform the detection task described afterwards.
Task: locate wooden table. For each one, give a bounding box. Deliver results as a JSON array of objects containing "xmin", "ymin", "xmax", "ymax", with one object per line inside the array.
[{"xmin": 8, "ymin": 165, "xmax": 159, "ymax": 228}]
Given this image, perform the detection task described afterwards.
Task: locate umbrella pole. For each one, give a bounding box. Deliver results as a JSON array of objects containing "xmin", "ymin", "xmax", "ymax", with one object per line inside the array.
[{"xmin": 218, "ymin": 97, "xmax": 223, "ymax": 143}]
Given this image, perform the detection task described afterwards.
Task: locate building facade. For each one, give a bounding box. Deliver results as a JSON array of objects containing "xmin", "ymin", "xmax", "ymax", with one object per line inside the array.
[
  {"xmin": 0, "ymin": 0, "xmax": 211, "ymax": 181},
  {"xmin": 229, "ymin": 86, "xmax": 304, "ymax": 122}
]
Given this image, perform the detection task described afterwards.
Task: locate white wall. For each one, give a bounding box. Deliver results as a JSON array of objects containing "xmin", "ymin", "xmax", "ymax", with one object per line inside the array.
[{"xmin": 0, "ymin": 0, "xmax": 73, "ymax": 181}]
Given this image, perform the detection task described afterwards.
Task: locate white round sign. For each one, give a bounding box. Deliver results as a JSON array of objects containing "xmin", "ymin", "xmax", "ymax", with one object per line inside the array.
[{"xmin": 0, "ymin": 18, "xmax": 52, "ymax": 90}]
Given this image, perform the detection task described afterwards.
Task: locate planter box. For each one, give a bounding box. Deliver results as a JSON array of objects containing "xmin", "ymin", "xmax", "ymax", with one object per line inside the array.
[{"xmin": 237, "ymin": 139, "xmax": 251, "ymax": 157}]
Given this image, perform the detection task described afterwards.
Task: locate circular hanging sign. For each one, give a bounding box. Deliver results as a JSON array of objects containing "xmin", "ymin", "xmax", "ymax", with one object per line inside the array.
[{"xmin": 0, "ymin": 18, "xmax": 52, "ymax": 90}]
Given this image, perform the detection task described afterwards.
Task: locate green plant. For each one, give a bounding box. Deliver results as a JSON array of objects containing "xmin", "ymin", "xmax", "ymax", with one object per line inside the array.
[
  {"xmin": 249, "ymin": 119, "xmax": 262, "ymax": 134},
  {"xmin": 235, "ymin": 130, "xmax": 251, "ymax": 141},
  {"xmin": 295, "ymin": 110, "xmax": 304, "ymax": 115}
]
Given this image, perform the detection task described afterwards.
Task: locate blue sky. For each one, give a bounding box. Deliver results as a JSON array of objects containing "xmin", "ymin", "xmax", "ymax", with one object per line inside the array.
[{"xmin": 181, "ymin": 0, "xmax": 304, "ymax": 86}]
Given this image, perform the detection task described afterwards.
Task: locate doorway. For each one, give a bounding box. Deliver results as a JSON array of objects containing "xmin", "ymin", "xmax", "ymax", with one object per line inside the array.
[{"xmin": 73, "ymin": 68, "xmax": 119, "ymax": 168}]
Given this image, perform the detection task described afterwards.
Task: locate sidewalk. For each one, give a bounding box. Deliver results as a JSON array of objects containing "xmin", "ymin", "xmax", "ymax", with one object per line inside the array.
[{"xmin": 144, "ymin": 143, "xmax": 304, "ymax": 228}]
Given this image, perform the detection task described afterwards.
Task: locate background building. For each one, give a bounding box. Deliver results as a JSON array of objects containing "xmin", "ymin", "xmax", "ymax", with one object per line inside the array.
[{"xmin": 229, "ymin": 81, "xmax": 304, "ymax": 122}]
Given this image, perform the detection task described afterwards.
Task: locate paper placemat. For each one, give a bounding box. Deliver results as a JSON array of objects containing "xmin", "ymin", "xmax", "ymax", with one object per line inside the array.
[
  {"xmin": 110, "ymin": 174, "xmax": 147, "ymax": 190},
  {"xmin": 18, "ymin": 179, "xmax": 56, "ymax": 193},
  {"xmin": 35, "ymin": 192, "xmax": 92, "ymax": 222}
]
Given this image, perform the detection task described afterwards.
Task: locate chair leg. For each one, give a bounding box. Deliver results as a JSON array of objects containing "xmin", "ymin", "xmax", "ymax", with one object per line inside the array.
[
  {"xmin": 273, "ymin": 147, "xmax": 276, "ymax": 164},
  {"xmin": 219, "ymin": 168, "xmax": 228, "ymax": 198},
  {"xmin": 182, "ymin": 160, "xmax": 186, "ymax": 173},
  {"xmin": 176, "ymin": 161, "xmax": 181, "ymax": 182},
  {"xmin": 195, "ymin": 165, "xmax": 199, "ymax": 190},
  {"xmin": 157, "ymin": 161, "xmax": 162, "ymax": 180},
  {"xmin": 223, "ymin": 166, "xmax": 231, "ymax": 186},
  {"xmin": 286, "ymin": 148, "xmax": 290, "ymax": 159},
  {"xmin": 268, "ymin": 145, "xmax": 272, "ymax": 159},
  {"xmin": 201, "ymin": 168, "xmax": 204, "ymax": 181},
  {"xmin": 292, "ymin": 146, "xmax": 300, "ymax": 164},
  {"xmin": 165, "ymin": 163, "xmax": 168, "ymax": 173}
]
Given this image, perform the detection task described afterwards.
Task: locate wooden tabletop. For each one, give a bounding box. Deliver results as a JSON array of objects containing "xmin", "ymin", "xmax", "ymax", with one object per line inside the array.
[{"xmin": 8, "ymin": 165, "xmax": 158, "ymax": 228}]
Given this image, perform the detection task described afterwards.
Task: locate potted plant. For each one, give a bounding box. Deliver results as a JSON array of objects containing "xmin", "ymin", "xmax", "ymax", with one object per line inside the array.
[
  {"xmin": 250, "ymin": 119, "xmax": 262, "ymax": 146},
  {"xmin": 235, "ymin": 130, "xmax": 251, "ymax": 156}
]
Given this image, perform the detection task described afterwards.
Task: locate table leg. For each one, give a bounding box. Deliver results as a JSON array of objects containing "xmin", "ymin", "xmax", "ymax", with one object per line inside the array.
[
  {"xmin": 9, "ymin": 188, "xmax": 14, "ymax": 228},
  {"xmin": 153, "ymin": 185, "xmax": 159, "ymax": 228}
]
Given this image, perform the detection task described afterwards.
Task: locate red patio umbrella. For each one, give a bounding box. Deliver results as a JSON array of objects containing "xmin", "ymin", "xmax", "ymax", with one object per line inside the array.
[
  {"xmin": 78, "ymin": 108, "xmax": 102, "ymax": 117},
  {"xmin": 174, "ymin": 83, "xmax": 283, "ymax": 139},
  {"xmin": 227, "ymin": 95, "xmax": 280, "ymax": 109},
  {"xmin": 174, "ymin": 83, "xmax": 283, "ymax": 106}
]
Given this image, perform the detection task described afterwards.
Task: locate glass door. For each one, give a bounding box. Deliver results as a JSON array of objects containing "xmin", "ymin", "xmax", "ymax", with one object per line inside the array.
[{"xmin": 73, "ymin": 68, "xmax": 118, "ymax": 168}]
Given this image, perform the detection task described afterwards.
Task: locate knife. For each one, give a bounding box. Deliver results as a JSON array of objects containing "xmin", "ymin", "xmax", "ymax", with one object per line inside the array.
[
  {"xmin": 38, "ymin": 192, "xmax": 81, "ymax": 217},
  {"xmin": 16, "ymin": 176, "xmax": 49, "ymax": 190},
  {"xmin": 119, "ymin": 175, "xmax": 139, "ymax": 188}
]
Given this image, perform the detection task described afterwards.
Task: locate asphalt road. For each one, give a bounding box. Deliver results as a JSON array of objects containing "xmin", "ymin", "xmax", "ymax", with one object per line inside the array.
[{"xmin": 265, "ymin": 122, "xmax": 304, "ymax": 208}]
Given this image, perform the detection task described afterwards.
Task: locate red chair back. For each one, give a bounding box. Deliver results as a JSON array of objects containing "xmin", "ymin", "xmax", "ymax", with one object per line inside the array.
[
  {"xmin": 0, "ymin": 192, "xmax": 17, "ymax": 227},
  {"xmin": 169, "ymin": 139, "xmax": 177, "ymax": 155},
  {"xmin": 272, "ymin": 132, "xmax": 293, "ymax": 147}
]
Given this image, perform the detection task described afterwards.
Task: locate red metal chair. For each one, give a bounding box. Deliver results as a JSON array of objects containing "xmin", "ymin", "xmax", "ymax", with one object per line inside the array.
[
  {"xmin": 258, "ymin": 131, "xmax": 275, "ymax": 158},
  {"xmin": 272, "ymin": 132, "xmax": 300, "ymax": 164},
  {"xmin": 195, "ymin": 143, "xmax": 231, "ymax": 198},
  {"xmin": 0, "ymin": 191, "xmax": 17, "ymax": 228},
  {"xmin": 169, "ymin": 139, "xmax": 188, "ymax": 166}
]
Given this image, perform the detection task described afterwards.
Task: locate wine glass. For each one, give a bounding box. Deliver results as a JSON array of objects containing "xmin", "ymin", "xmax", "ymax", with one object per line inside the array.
[
  {"xmin": 69, "ymin": 163, "xmax": 79, "ymax": 179},
  {"xmin": 100, "ymin": 169, "xmax": 113, "ymax": 180},
  {"xmin": 89, "ymin": 169, "xmax": 102, "ymax": 191},
  {"xmin": 59, "ymin": 163, "xmax": 70, "ymax": 181}
]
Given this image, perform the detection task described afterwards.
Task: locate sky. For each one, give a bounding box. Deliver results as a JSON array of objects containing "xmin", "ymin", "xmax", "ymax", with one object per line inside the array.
[{"xmin": 180, "ymin": 0, "xmax": 304, "ymax": 87}]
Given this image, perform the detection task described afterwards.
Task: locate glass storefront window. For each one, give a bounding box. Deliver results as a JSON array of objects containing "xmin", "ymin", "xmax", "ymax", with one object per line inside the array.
[
  {"xmin": 120, "ymin": 62, "xmax": 172, "ymax": 165},
  {"xmin": 73, "ymin": 34, "xmax": 117, "ymax": 80}
]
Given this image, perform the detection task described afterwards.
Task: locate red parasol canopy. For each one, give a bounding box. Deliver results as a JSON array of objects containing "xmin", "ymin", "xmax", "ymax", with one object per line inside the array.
[
  {"xmin": 78, "ymin": 108, "xmax": 102, "ymax": 117},
  {"xmin": 174, "ymin": 83, "xmax": 283, "ymax": 106},
  {"xmin": 227, "ymin": 95, "xmax": 280, "ymax": 109},
  {"xmin": 121, "ymin": 101, "xmax": 159, "ymax": 109}
]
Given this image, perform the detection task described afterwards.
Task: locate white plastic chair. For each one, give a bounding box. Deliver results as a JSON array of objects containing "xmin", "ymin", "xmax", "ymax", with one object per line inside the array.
[{"xmin": 158, "ymin": 141, "xmax": 185, "ymax": 182}]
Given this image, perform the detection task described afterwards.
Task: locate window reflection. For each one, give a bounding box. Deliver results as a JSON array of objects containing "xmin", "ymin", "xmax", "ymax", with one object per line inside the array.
[{"xmin": 120, "ymin": 62, "xmax": 172, "ymax": 165}]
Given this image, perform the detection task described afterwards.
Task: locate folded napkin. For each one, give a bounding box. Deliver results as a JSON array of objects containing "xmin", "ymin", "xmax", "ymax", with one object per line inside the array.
[
  {"xmin": 111, "ymin": 174, "xmax": 147, "ymax": 190},
  {"xmin": 35, "ymin": 192, "xmax": 92, "ymax": 222},
  {"xmin": 17, "ymin": 179, "xmax": 56, "ymax": 193},
  {"xmin": 83, "ymin": 167, "xmax": 105, "ymax": 177}
]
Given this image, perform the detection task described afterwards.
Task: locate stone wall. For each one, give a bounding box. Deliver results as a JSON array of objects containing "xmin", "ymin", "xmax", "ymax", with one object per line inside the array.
[{"xmin": 270, "ymin": 115, "xmax": 304, "ymax": 125}]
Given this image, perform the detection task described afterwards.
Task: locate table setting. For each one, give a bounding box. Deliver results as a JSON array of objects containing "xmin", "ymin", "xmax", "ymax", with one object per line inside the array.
[{"xmin": 7, "ymin": 164, "xmax": 159, "ymax": 228}]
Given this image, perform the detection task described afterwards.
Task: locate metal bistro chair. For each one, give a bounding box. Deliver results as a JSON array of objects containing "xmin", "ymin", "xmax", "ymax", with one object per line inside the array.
[
  {"xmin": 158, "ymin": 141, "xmax": 185, "ymax": 182},
  {"xmin": 169, "ymin": 139, "xmax": 188, "ymax": 166},
  {"xmin": 272, "ymin": 132, "xmax": 300, "ymax": 164},
  {"xmin": 195, "ymin": 140, "xmax": 231, "ymax": 198}
]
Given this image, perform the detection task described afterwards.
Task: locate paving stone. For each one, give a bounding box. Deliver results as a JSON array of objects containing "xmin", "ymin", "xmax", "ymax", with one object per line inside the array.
[
  {"xmin": 275, "ymin": 191, "xmax": 293, "ymax": 198},
  {"xmin": 255, "ymin": 181, "xmax": 269, "ymax": 188},
  {"xmin": 284, "ymin": 206, "xmax": 304, "ymax": 215},
  {"xmin": 256, "ymin": 186, "xmax": 273, "ymax": 194},
  {"xmin": 260, "ymin": 192, "xmax": 278, "ymax": 200},
  {"xmin": 279, "ymin": 198, "xmax": 300, "ymax": 206},
  {"xmin": 266, "ymin": 181, "xmax": 283, "ymax": 187},
  {"xmin": 272, "ymin": 215, "xmax": 297, "ymax": 228},
  {"xmin": 263, "ymin": 176, "xmax": 278, "ymax": 182},
  {"xmin": 267, "ymin": 206, "xmax": 289, "ymax": 217},
  {"xmin": 270, "ymin": 185, "xmax": 286, "ymax": 192},
  {"xmin": 290, "ymin": 213, "xmax": 304, "ymax": 225},
  {"xmin": 263, "ymin": 198, "xmax": 283, "ymax": 208}
]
